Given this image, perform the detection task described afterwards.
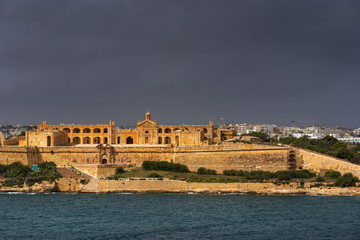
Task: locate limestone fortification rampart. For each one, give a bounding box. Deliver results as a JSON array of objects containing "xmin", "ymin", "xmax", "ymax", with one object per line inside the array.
[{"xmin": 1, "ymin": 142, "xmax": 360, "ymax": 178}]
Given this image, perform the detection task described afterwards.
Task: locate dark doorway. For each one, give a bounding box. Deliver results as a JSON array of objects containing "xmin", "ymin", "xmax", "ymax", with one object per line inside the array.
[{"xmin": 126, "ymin": 137, "xmax": 133, "ymax": 144}]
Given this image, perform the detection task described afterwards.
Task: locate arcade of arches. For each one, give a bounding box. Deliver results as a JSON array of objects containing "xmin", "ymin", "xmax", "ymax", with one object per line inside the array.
[{"xmin": 26, "ymin": 112, "xmax": 236, "ymax": 147}]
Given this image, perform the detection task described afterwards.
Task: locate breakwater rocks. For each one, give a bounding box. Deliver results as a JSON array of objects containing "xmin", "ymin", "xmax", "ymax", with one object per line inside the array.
[
  {"xmin": 2, "ymin": 179, "xmax": 359, "ymax": 196},
  {"xmin": 0, "ymin": 181, "xmax": 55, "ymax": 193}
]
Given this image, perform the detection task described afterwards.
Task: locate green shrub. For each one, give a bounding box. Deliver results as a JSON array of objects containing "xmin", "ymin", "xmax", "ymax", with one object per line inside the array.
[
  {"xmin": 4, "ymin": 162, "xmax": 31, "ymax": 178},
  {"xmin": 315, "ymin": 176, "xmax": 325, "ymax": 182},
  {"xmin": 206, "ymin": 169, "xmax": 217, "ymax": 175},
  {"xmin": 245, "ymin": 171, "xmax": 274, "ymax": 180},
  {"xmin": 197, "ymin": 167, "xmax": 217, "ymax": 175},
  {"xmin": 223, "ymin": 169, "xmax": 237, "ymax": 176},
  {"xmin": 148, "ymin": 172, "xmax": 163, "ymax": 178},
  {"xmin": 324, "ymin": 171, "xmax": 341, "ymax": 179},
  {"xmin": 311, "ymin": 183, "xmax": 324, "ymax": 188},
  {"xmin": 274, "ymin": 170, "xmax": 315, "ymax": 179},
  {"xmin": 113, "ymin": 175, "xmax": 121, "ymax": 180},
  {"xmin": 293, "ymin": 170, "xmax": 316, "ymax": 178},
  {"xmin": 3, "ymin": 178, "xmax": 25, "ymax": 187},
  {"xmin": 142, "ymin": 161, "xmax": 190, "ymax": 173},
  {"xmin": 115, "ymin": 167, "xmax": 125, "ymax": 174},
  {"xmin": 236, "ymin": 170, "xmax": 245, "ymax": 176},
  {"xmin": 223, "ymin": 169, "xmax": 245, "ymax": 176},
  {"xmin": 334, "ymin": 173, "xmax": 359, "ymax": 187},
  {"xmin": 0, "ymin": 164, "xmax": 7, "ymax": 174},
  {"xmin": 197, "ymin": 167, "xmax": 207, "ymax": 175},
  {"xmin": 277, "ymin": 174, "xmax": 291, "ymax": 181},
  {"xmin": 30, "ymin": 162, "xmax": 62, "ymax": 180}
]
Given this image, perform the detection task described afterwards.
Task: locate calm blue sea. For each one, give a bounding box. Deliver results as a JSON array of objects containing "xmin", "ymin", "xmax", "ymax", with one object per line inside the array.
[{"xmin": 0, "ymin": 193, "xmax": 359, "ymax": 240}]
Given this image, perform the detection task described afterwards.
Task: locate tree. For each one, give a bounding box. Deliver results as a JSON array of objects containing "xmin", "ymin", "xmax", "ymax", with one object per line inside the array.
[
  {"xmin": 291, "ymin": 136, "xmax": 311, "ymax": 148},
  {"xmin": 335, "ymin": 173, "xmax": 359, "ymax": 187},
  {"xmin": 115, "ymin": 167, "xmax": 125, "ymax": 174},
  {"xmin": 197, "ymin": 167, "xmax": 207, "ymax": 175},
  {"xmin": 324, "ymin": 171, "xmax": 341, "ymax": 179},
  {"xmin": 4, "ymin": 162, "xmax": 31, "ymax": 178}
]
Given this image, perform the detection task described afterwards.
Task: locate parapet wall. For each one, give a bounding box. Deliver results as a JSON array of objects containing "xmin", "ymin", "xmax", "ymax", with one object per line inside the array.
[
  {"xmin": 0, "ymin": 146, "xmax": 29, "ymax": 165},
  {"xmin": 0, "ymin": 144, "xmax": 293, "ymax": 173},
  {"xmin": 174, "ymin": 149, "xmax": 290, "ymax": 172},
  {"xmin": 297, "ymin": 148, "xmax": 360, "ymax": 177},
  {"xmin": 2, "ymin": 143, "xmax": 360, "ymax": 178}
]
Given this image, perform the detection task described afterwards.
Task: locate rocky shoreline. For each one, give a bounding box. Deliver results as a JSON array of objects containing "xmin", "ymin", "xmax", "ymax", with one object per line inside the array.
[{"xmin": 1, "ymin": 179, "xmax": 360, "ymax": 196}]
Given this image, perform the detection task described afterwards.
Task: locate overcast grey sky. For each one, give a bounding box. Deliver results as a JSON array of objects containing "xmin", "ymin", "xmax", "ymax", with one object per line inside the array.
[{"xmin": 0, "ymin": 0, "xmax": 359, "ymax": 128}]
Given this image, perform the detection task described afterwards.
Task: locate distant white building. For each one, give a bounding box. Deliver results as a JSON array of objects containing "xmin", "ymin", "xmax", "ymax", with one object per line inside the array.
[
  {"xmin": 338, "ymin": 138, "xmax": 360, "ymax": 144},
  {"xmin": 353, "ymin": 128, "xmax": 360, "ymax": 136},
  {"xmin": 292, "ymin": 133, "xmax": 324, "ymax": 139},
  {"xmin": 235, "ymin": 124, "xmax": 248, "ymax": 135}
]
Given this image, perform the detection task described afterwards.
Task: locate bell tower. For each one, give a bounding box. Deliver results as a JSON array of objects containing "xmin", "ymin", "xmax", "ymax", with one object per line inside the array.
[{"xmin": 145, "ymin": 112, "xmax": 151, "ymax": 121}]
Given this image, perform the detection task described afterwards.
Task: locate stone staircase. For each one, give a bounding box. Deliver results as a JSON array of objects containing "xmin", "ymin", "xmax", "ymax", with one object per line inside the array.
[
  {"xmin": 63, "ymin": 166, "xmax": 93, "ymax": 179},
  {"xmin": 80, "ymin": 178, "xmax": 99, "ymax": 193},
  {"xmin": 287, "ymin": 150, "xmax": 297, "ymax": 170}
]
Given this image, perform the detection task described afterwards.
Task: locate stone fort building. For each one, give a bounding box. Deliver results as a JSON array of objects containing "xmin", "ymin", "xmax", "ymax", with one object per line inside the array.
[
  {"xmin": 23, "ymin": 112, "xmax": 236, "ymax": 147},
  {"xmin": 2, "ymin": 113, "xmax": 360, "ymax": 179}
]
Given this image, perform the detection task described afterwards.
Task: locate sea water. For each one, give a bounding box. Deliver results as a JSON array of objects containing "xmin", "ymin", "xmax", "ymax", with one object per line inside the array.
[{"xmin": 0, "ymin": 193, "xmax": 359, "ymax": 239}]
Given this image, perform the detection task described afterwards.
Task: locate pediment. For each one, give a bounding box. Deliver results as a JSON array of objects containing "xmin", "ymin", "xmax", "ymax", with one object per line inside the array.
[{"xmin": 137, "ymin": 120, "xmax": 158, "ymax": 128}]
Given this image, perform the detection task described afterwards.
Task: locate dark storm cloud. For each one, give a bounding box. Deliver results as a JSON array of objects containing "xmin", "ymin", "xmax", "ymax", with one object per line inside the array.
[{"xmin": 0, "ymin": 0, "xmax": 359, "ymax": 127}]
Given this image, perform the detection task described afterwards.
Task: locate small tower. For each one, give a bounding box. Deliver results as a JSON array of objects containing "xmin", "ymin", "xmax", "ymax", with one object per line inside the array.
[{"xmin": 145, "ymin": 112, "xmax": 151, "ymax": 121}]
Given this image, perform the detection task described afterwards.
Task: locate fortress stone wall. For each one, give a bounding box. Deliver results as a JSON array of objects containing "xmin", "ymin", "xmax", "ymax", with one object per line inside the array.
[
  {"xmin": 297, "ymin": 148, "xmax": 360, "ymax": 177},
  {"xmin": 0, "ymin": 143, "xmax": 295, "ymax": 173},
  {"xmin": 1, "ymin": 143, "xmax": 360, "ymax": 178}
]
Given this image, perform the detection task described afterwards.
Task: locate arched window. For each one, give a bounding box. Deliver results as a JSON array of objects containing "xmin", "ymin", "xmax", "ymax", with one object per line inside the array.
[
  {"xmin": 145, "ymin": 131, "xmax": 149, "ymax": 134},
  {"xmin": 93, "ymin": 137, "xmax": 101, "ymax": 144},
  {"xmin": 165, "ymin": 136, "xmax": 171, "ymax": 144},
  {"xmin": 83, "ymin": 128, "xmax": 91, "ymax": 133},
  {"xmin": 174, "ymin": 128, "xmax": 180, "ymax": 132},
  {"xmin": 158, "ymin": 137, "xmax": 162, "ymax": 144},
  {"xmin": 165, "ymin": 128, "xmax": 171, "ymax": 133},
  {"xmin": 126, "ymin": 137, "xmax": 133, "ymax": 144},
  {"xmin": 203, "ymin": 128, "xmax": 208, "ymax": 133},
  {"xmin": 63, "ymin": 128, "xmax": 70, "ymax": 133},
  {"xmin": 73, "ymin": 128, "xmax": 80, "ymax": 133},
  {"xmin": 83, "ymin": 137, "xmax": 91, "ymax": 144},
  {"xmin": 104, "ymin": 128, "xmax": 108, "ymax": 133},
  {"xmin": 94, "ymin": 128, "xmax": 101, "ymax": 133},
  {"xmin": 73, "ymin": 137, "xmax": 80, "ymax": 144},
  {"xmin": 158, "ymin": 128, "xmax": 162, "ymax": 133},
  {"xmin": 175, "ymin": 136, "xmax": 179, "ymax": 146},
  {"xmin": 104, "ymin": 137, "xmax": 108, "ymax": 144},
  {"xmin": 117, "ymin": 137, "xmax": 120, "ymax": 144},
  {"xmin": 47, "ymin": 136, "xmax": 51, "ymax": 146},
  {"xmin": 185, "ymin": 128, "xmax": 189, "ymax": 131}
]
